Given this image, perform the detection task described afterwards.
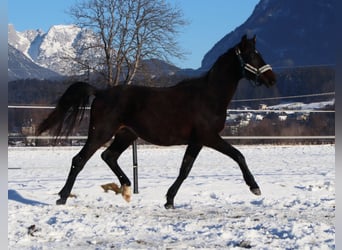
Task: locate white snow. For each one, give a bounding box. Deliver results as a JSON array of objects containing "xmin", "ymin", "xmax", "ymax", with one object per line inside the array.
[
  {"xmin": 8, "ymin": 24, "xmax": 98, "ymax": 75},
  {"xmin": 268, "ymin": 99, "xmax": 335, "ymax": 111},
  {"xmin": 8, "ymin": 24, "xmax": 44, "ymax": 61},
  {"xmin": 8, "ymin": 144, "xmax": 335, "ymax": 249},
  {"xmin": 39, "ymin": 25, "xmax": 80, "ymax": 57}
]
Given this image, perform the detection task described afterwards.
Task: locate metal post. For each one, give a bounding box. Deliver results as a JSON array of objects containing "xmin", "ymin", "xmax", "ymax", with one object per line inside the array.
[{"xmin": 132, "ymin": 140, "xmax": 138, "ymax": 194}]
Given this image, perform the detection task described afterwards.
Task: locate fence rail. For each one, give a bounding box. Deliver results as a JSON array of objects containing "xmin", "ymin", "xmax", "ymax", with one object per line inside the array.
[
  {"xmin": 8, "ymin": 104, "xmax": 335, "ymax": 142},
  {"xmin": 8, "ymin": 135, "xmax": 336, "ymax": 140}
]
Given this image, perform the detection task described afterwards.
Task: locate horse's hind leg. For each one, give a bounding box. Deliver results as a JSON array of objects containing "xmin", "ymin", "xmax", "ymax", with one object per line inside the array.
[
  {"xmin": 57, "ymin": 138, "xmax": 110, "ymax": 205},
  {"xmin": 165, "ymin": 144, "xmax": 202, "ymax": 209},
  {"xmin": 57, "ymin": 112, "xmax": 117, "ymax": 204},
  {"xmin": 204, "ymin": 134, "xmax": 261, "ymax": 196},
  {"xmin": 101, "ymin": 128, "xmax": 137, "ymax": 202}
]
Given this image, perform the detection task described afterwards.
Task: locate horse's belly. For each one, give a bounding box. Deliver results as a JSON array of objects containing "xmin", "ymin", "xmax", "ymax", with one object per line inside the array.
[{"xmin": 132, "ymin": 123, "xmax": 191, "ymax": 146}]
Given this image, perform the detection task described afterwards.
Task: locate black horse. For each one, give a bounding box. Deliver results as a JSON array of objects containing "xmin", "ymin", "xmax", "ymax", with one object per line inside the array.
[{"xmin": 37, "ymin": 35, "xmax": 276, "ymax": 209}]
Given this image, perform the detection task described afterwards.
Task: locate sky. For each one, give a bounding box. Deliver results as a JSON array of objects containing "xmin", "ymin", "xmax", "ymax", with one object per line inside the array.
[{"xmin": 8, "ymin": 0, "xmax": 259, "ymax": 69}]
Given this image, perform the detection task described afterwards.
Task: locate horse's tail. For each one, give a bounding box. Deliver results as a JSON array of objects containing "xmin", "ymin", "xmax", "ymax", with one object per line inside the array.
[{"xmin": 36, "ymin": 82, "xmax": 97, "ymax": 138}]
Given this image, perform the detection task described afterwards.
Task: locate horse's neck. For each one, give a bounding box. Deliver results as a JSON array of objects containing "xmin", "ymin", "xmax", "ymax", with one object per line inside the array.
[{"xmin": 207, "ymin": 51, "xmax": 241, "ymax": 107}]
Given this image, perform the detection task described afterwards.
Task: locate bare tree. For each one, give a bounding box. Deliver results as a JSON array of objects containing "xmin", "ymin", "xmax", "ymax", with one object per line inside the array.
[{"xmin": 68, "ymin": 0, "xmax": 187, "ymax": 86}]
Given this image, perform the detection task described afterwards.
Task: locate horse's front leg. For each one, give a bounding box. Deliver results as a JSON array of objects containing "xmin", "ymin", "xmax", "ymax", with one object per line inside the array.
[
  {"xmin": 204, "ymin": 134, "xmax": 261, "ymax": 196},
  {"xmin": 165, "ymin": 144, "xmax": 202, "ymax": 209}
]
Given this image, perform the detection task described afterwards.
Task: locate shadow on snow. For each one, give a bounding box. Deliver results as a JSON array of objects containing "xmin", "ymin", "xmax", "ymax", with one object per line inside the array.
[{"xmin": 8, "ymin": 189, "xmax": 49, "ymax": 206}]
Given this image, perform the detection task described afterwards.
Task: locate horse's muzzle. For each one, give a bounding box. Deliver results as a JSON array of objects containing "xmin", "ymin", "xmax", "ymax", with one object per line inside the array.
[{"xmin": 261, "ymin": 70, "xmax": 276, "ymax": 88}]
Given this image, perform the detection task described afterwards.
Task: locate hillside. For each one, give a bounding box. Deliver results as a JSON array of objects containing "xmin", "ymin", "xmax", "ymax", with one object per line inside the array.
[
  {"xmin": 201, "ymin": 0, "xmax": 335, "ymax": 71},
  {"xmin": 8, "ymin": 44, "xmax": 61, "ymax": 81}
]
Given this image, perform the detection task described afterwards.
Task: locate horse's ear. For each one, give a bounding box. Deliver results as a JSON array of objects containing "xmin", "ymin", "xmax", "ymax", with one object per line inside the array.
[{"xmin": 240, "ymin": 34, "xmax": 248, "ymax": 49}]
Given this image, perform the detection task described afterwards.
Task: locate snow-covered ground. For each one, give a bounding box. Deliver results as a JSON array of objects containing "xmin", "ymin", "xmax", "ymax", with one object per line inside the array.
[
  {"xmin": 8, "ymin": 144, "xmax": 335, "ymax": 249},
  {"xmin": 268, "ymin": 99, "xmax": 335, "ymax": 111}
]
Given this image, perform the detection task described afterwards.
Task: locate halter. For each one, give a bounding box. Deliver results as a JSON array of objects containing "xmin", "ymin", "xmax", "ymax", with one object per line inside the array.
[{"xmin": 235, "ymin": 48, "xmax": 272, "ymax": 86}]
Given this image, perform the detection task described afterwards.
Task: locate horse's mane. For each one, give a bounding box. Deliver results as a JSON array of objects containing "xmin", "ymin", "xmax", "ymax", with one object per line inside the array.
[
  {"xmin": 174, "ymin": 48, "xmax": 236, "ymax": 89},
  {"xmin": 171, "ymin": 75, "xmax": 208, "ymax": 90}
]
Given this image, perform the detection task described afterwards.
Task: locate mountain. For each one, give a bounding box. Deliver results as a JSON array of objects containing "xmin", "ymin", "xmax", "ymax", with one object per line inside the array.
[
  {"xmin": 8, "ymin": 24, "xmax": 45, "ymax": 59},
  {"xmin": 8, "ymin": 24, "xmax": 61, "ymax": 80},
  {"xmin": 9, "ymin": 0, "xmax": 336, "ymax": 78},
  {"xmin": 201, "ymin": 0, "xmax": 335, "ymax": 71},
  {"xmin": 8, "ymin": 44, "xmax": 61, "ymax": 81},
  {"xmin": 8, "ymin": 24, "xmax": 181, "ymax": 80},
  {"xmin": 8, "ymin": 24, "xmax": 94, "ymax": 76},
  {"xmin": 8, "ymin": 0, "xmax": 335, "ymax": 102}
]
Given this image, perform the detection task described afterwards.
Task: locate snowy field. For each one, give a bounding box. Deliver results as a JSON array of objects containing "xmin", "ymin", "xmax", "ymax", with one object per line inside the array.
[{"xmin": 8, "ymin": 144, "xmax": 335, "ymax": 249}]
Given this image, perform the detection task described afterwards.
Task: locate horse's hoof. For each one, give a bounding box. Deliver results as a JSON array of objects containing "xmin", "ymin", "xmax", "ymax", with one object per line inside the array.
[
  {"xmin": 56, "ymin": 198, "xmax": 67, "ymax": 205},
  {"xmin": 250, "ymin": 187, "xmax": 261, "ymax": 196},
  {"xmin": 164, "ymin": 203, "xmax": 175, "ymax": 209},
  {"xmin": 122, "ymin": 185, "xmax": 132, "ymax": 203}
]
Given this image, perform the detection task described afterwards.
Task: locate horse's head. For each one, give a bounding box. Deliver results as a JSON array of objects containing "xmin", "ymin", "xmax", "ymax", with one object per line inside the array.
[{"xmin": 235, "ymin": 35, "xmax": 276, "ymax": 87}]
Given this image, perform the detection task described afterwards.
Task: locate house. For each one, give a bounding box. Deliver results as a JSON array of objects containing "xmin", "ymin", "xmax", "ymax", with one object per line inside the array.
[
  {"xmin": 259, "ymin": 104, "xmax": 268, "ymax": 110},
  {"xmin": 278, "ymin": 115, "xmax": 287, "ymax": 121}
]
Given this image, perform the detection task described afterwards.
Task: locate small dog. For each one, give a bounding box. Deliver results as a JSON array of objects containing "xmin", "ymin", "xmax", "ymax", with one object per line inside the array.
[{"xmin": 101, "ymin": 183, "xmax": 131, "ymax": 202}]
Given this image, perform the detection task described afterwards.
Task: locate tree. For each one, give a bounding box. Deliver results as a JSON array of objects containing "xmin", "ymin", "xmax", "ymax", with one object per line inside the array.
[{"xmin": 69, "ymin": 0, "xmax": 187, "ymax": 86}]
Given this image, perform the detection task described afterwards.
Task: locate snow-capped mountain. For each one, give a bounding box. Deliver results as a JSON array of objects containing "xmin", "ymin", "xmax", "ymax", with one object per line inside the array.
[
  {"xmin": 8, "ymin": 24, "xmax": 99, "ymax": 76},
  {"xmin": 201, "ymin": 0, "xmax": 335, "ymax": 71},
  {"xmin": 8, "ymin": 44, "xmax": 61, "ymax": 81},
  {"xmin": 8, "ymin": 0, "xmax": 336, "ymax": 80},
  {"xmin": 8, "ymin": 24, "xmax": 180, "ymax": 79}
]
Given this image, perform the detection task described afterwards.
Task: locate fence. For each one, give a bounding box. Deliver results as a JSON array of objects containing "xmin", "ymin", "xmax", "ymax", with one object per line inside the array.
[
  {"xmin": 8, "ymin": 92, "xmax": 335, "ymax": 142},
  {"xmin": 8, "ymin": 104, "xmax": 335, "ymax": 145},
  {"xmin": 8, "ymin": 99, "xmax": 335, "ymax": 193}
]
